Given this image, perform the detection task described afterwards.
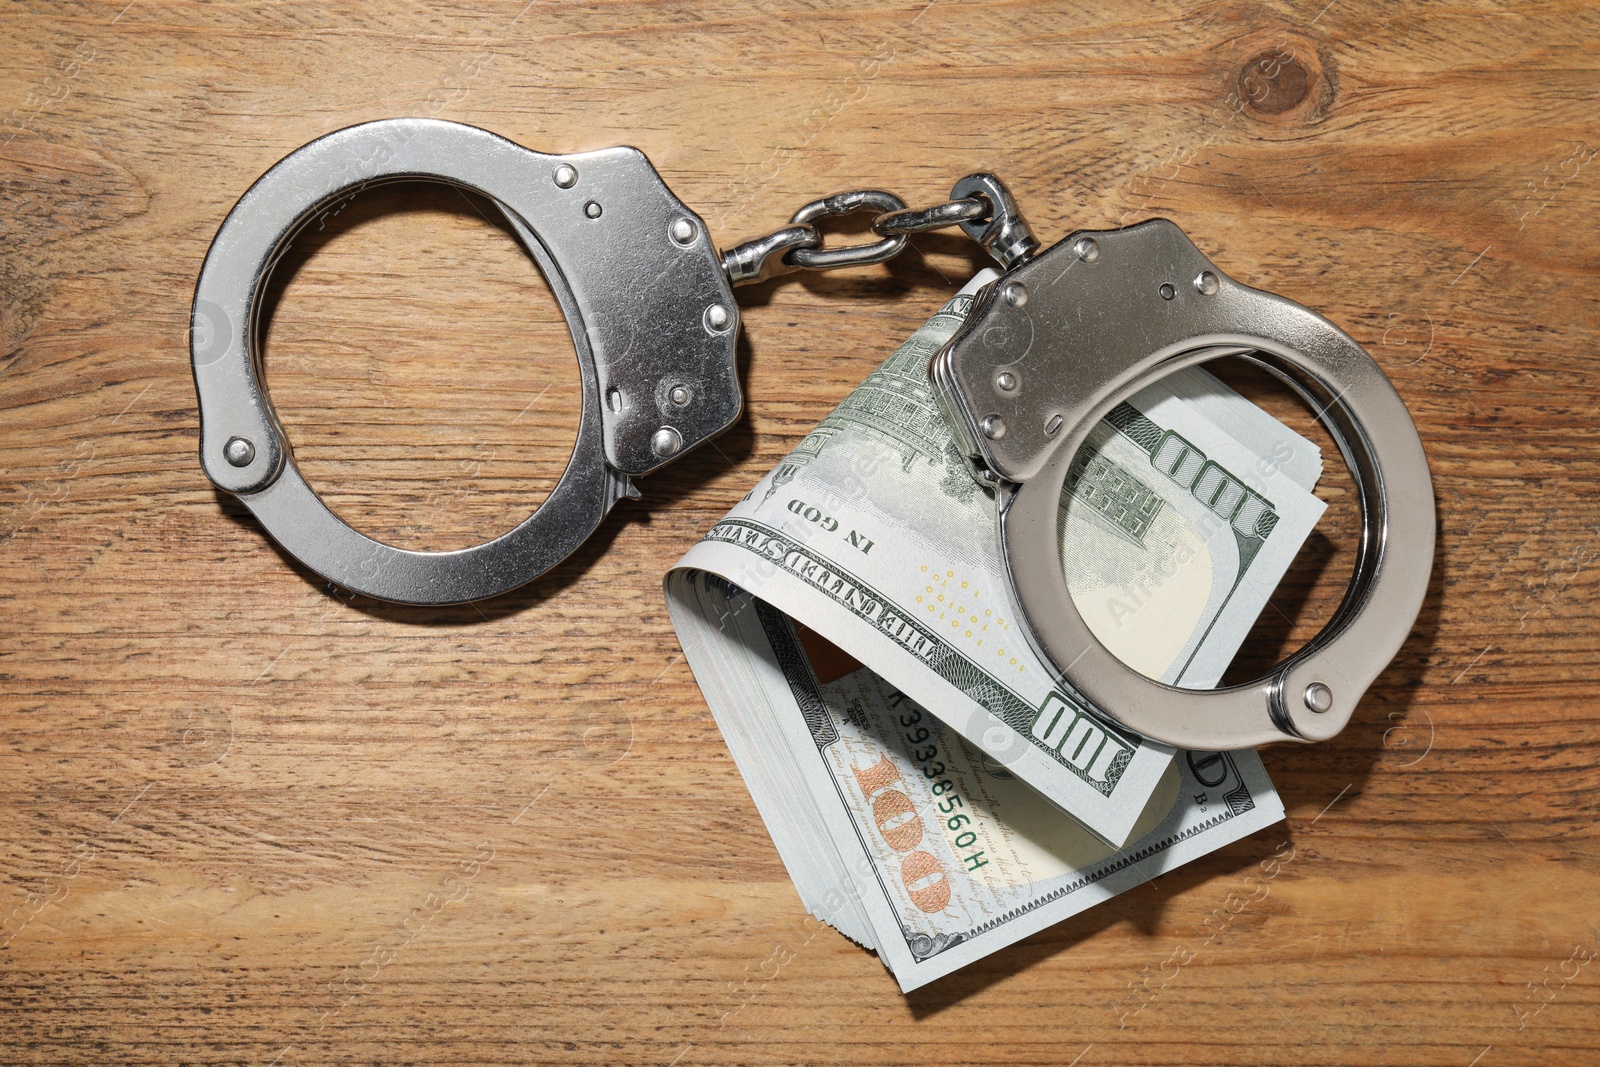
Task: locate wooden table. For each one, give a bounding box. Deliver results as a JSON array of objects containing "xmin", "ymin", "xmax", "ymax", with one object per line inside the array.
[{"xmin": 3, "ymin": 2, "xmax": 1597, "ymax": 1063}]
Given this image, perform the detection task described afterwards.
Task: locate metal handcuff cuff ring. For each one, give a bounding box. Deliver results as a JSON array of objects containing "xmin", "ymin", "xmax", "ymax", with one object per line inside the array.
[{"xmin": 191, "ymin": 118, "xmax": 1435, "ymax": 751}]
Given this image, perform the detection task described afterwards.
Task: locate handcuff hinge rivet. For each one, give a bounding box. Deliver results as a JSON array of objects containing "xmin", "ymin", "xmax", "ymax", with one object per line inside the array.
[
  {"xmin": 651, "ymin": 427, "xmax": 683, "ymax": 457},
  {"xmin": 1195, "ymin": 270, "xmax": 1220, "ymax": 296},
  {"xmin": 584, "ymin": 200, "xmax": 603, "ymax": 219},
  {"xmin": 996, "ymin": 371, "xmax": 1018, "ymax": 392},
  {"xmin": 704, "ymin": 304, "xmax": 731, "ymax": 332},
  {"xmin": 671, "ymin": 219, "xmax": 697, "ymax": 244},
  {"xmin": 553, "ymin": 164, "xmax": 578, "ymax": 188},
  {"xmin": 1073, "ymin": 237, "xmax": 1100, "ymax": 263},
  {"xmin": 1304, "ymin": 681, "xmax": 1333, "ymax": 713},
  {"xmin": 1003, "ymin": 282, "xmax": 1028, "ymax": 308},
  {"xmin": 223, "ymin": 437, "xmax": 255, "ymax": 467},
  {"xmin": 981, "ymin": 414, "xmax": 1007, "ymax": 441},
  {"xmin": 669, "ymin": 385, "xmax": 691, "ymax": 406}
]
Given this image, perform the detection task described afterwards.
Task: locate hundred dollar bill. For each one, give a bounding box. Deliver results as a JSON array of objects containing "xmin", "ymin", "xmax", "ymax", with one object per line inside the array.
[
  {"xmin": 666, "ymin": 575, "xmax": 1284, "ymax": 992},
  {"xmin": 667, "ymin": 276, "xmax": 1324, "ymax": 845}
]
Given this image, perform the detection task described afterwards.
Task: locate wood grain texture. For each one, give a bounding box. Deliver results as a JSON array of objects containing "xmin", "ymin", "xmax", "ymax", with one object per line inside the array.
[{"xmin": 2, "ymin": 1, "xmax": 1598, "ymax": 1064}]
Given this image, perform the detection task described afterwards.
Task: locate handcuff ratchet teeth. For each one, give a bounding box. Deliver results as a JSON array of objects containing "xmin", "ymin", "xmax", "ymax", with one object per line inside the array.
[{"xmin": 191, "ymin": 118, "xmax": 1435, "ymax": 750}]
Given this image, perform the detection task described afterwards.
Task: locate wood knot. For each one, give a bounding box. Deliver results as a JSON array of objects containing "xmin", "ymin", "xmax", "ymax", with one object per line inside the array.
[
  {"xmin": 1238, "ymin": 50, "xmax": 1309, "ymax": 114},
  {"xmin": 1225, "ymin": 34, "xmax": 1334, "ymax": 127}
]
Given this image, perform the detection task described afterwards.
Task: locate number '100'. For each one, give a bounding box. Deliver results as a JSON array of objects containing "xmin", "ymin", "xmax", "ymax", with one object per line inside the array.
[{"xmin": 851, "ymin": 755, "xmax": 951, "ymax": 913}]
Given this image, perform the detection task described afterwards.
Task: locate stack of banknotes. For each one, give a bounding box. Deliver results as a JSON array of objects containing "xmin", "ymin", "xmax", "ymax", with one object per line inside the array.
[{"xmin": 665, "ymin": 272, "xmax": 1327, "ymax": 992}]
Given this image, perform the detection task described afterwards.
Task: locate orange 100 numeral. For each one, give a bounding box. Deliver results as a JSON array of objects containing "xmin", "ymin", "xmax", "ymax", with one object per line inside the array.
[{"xmin": 851, "ymin": 755, "xmax": 951, "ymax": 912}]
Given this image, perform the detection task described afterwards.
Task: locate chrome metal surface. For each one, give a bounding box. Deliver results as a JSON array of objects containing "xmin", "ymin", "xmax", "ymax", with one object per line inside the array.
[
  {"xmin": 720, "ymin": 223, "xmax": 820, "ymax": 286},
  {"xmin": 785, "ymin": 189, "xmax": 908, "ymax": 270},
  {"xmin": 223, "ymin": 437, "xmax": 255, "ymax": 468},
  {"xmin": 730, "ymin": 179, "xmax": 1030, "ymax": 280},
  {"xmin": 872, "ymin": 196, "xmax": 989, "ymax": 235},
  {"xmin": 949, "ymin": 173, "xmax": 1039, "ymax": 268},
  {"xmin": 190, "ymin": 118, "xmax": 740, "ymax": 604},
  {"xmin": 651, "ymin": 427, "xmax": 683, "ymax": 457},
  {"xmin": 931, "ymin": 218, "xmax": 1436, "ymax": 750}
]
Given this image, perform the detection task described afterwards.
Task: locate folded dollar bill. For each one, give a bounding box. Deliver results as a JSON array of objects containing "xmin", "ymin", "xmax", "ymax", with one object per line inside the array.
[
  {"xmin": 668, "ymin": 274, "xmax": 1324, "ymax": 845},
  {"xmin": 667, "ymin": 575, "xmax": 1285, "ymax": 991},
  {"xmin": 664, "ymin": 278, "xmax": 1329, "ymax": 989}
]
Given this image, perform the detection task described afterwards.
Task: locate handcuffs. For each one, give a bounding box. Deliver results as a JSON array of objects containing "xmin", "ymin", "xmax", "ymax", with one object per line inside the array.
[{"xmin": 191, "ymin": 118, "xmax": 1434, "ymax": 750}]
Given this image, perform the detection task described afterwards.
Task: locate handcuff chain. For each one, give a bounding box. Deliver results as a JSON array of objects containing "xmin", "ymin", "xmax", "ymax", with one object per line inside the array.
[{"xmin": 720, "ymin": 175, "xmax": 1033, "ymax": 287}]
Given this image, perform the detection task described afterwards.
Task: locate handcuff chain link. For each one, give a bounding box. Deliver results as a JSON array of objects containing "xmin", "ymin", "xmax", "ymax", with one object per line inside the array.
[{"xmin": 720, "ymin": 177, "xmax": 1029, "ymax": 287}]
